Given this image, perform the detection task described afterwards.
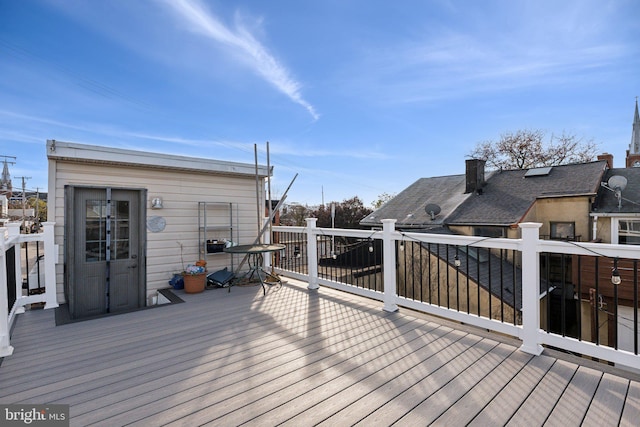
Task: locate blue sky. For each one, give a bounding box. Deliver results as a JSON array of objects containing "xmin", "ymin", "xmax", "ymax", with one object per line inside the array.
[{"xmin": 1, "ymin": 0, "xmax": 639, "ymax": 206}]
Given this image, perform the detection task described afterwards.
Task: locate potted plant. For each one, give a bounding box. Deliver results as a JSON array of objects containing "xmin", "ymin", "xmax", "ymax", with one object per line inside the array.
[
  {"xmin": 178, "ymin": 242, "xmax": 207, "ymax": 293},
  {"xmin": 182, "ymin": 264, "xmax": 207, "ymax": 293}
]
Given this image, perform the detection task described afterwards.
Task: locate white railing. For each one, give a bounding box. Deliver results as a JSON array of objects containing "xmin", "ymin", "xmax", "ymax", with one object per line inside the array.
[
  {"xmin": 273, "ymin": 219, "xmax": 640, "ymax": 370},
  {"xmin": 1, "ymin": 222, "xmax": 58, "ymax": 357}
]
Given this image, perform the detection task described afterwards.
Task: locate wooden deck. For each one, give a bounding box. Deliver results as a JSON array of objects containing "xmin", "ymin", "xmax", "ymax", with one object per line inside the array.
[{"xmin": 1, "ymin": 278, "xmax": 640, "ymax": 426}]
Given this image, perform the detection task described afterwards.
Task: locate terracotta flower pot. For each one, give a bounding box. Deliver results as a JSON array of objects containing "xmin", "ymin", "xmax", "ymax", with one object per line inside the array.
[{"xmin": 183, "ymin": 272, "xmax": 206, "ymax": 293}]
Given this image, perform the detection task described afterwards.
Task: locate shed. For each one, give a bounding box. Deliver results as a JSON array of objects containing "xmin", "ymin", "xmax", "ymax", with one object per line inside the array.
[{"xmin": 47, "ymin": 140, "xmax": 269, "ymax": 319}]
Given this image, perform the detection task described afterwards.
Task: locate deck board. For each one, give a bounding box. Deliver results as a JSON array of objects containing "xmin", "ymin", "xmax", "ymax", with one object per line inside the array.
[
  {"xmin": 621, "ymin": 380, "xmax": 640, "ymax": 426},
  {"xmin": 583, "ymin": 373, "xmax": 629, "ymax": 426},
  {"xmin": 545, "ymin": 365, "xmax": 603, "ymax": 426},
  {"xmin": 431, "ymin": 346, "xmax": 533, "ymax": 426},
  {"xmin": 468, "ymin": 352, "xmax": 556, "ymax": 426},
  {"xmin": 507, "ymin": 359, "xmax": 578, "ymax": 425},
  {"xmin": 1, "ymin": 277, "xmax": 639, "ymax": 427}
]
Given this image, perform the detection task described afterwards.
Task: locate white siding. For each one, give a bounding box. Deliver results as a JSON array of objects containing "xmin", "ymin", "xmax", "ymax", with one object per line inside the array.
[{"xmin": 50, "ymin": 159, "xmax": 266, "ymax": 303}]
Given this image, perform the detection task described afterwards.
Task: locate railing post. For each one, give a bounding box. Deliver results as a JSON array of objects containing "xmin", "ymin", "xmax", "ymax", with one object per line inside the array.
[
  {"xmin": 0, "ymin": 227, "xmax": 14, "ymax": 357},
  {"xmin": 42, "ymin": 222, "xmax": 59, "ymax": 309},
  {"xmin": 519, "ymin": 222, "xmax": 544, "ymax": 355},
  {"xmin": 382, "ymin": 219, "xmax": 399, "ymax": 312},
  {"xmin": 306, "ymin": 218, "xmax": 319, "ymax": 290},
  {"xmin": 7, "ymin": 224, "xmax": 24, "ymax": 315}
]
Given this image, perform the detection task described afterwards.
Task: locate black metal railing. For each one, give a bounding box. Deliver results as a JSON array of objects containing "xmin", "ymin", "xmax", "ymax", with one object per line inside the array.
[
  {"xmin": 396, "ymin": 242, "xmax": 521, "ymax": 326},
  {"xmin": 274, "ymin": 231, "xmax": 308, "ymax": 275},
  {"xmin": 317, "ymin": 238, "xmax": 382, "ymax": 291},
  {"xmin": 541, "ymin": 252, "xmax": 639, "ymax": 356}
]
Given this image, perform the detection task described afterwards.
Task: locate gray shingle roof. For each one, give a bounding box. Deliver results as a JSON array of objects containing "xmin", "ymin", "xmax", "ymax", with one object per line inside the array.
[
  {"xmin": 360, "ymin": 174, "xmax": 473, "ymax": 229},
  {"xmin": 592, "ymin": 167, "xmax": 640, "ymax": 214},
  {"xmin": 446, "ymin": 161, "xmax": 607, "ymax": 226}
]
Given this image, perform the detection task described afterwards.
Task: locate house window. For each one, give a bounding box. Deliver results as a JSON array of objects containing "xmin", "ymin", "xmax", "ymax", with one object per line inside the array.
[
  {"xmin": 472, "ymin": 226, "xmax": 505, "ymax": 238},
  {"xmin": 550, "ymin": 222, "xmax": 575, "ymax": 240},
  {"xmin": 619, "ymin": 220, "xmax": 640, "ymax": 245}
]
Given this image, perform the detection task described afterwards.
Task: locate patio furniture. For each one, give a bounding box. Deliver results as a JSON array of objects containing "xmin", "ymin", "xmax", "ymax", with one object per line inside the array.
[{"xmin": 224, "ymin": 244, "xmax": 286, "ymax": 295}]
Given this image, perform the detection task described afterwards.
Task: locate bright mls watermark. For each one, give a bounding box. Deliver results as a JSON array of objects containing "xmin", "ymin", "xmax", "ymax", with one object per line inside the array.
[{"xmin": 1, "ymin": 405, "xmax": 69, "ymax": 426}]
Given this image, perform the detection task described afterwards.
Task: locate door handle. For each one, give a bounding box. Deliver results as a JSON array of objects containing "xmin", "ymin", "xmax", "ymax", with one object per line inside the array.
[{"xmin": 128, "ymin": 264, "xmax": 138, "ymax": 269}]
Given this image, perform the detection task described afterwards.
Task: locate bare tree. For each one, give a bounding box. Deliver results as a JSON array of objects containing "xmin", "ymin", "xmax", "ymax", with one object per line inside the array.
[
  {"xmin": 372, "ymin": 192, "xmax": 396, "ymax": 209},
  {"xmin": 469, "ymin": 129, "xmax": 599, "ymax": 170}
]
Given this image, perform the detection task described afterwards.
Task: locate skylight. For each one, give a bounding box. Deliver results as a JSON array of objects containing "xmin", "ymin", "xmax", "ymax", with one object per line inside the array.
[{"xmin": 524, "ymin": 166, "xmax": 552, "ymax": 177}]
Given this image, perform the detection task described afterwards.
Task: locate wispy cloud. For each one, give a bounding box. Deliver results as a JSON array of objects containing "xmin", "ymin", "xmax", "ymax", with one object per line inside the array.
[
  {"xmin": 268, "ymin": 142, "xmax": 390, "ymax": 160},
  {"xmin": 162, "ymin": 0, "xmax": 319, "ymax": 121},
  {"xmin": 345, "ymin": 1, "xmax": 632, "ymax": 105}
]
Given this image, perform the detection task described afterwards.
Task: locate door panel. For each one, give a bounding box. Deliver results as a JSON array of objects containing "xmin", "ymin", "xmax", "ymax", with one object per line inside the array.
[{"xmin": 69, "ymin": 187, "xmax": 143, "ymax": 318}]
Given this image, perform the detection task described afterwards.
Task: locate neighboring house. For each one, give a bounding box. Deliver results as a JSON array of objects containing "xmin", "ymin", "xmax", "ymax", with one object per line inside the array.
[
  {"xmin": 360, "ymin": 100, "xmax": 640, "ymax": 352},
  {"xmin": 47, "ymin": 140, "xmax": 270, "ymax": 320},
  {"xmin": 361, "ymin": 160, "xmax": 494, "ymax": 232},
  {"xmin": 0, "ymin": 194, "xmax": 8, "ymax": 226},
  {"xmin": 0, "ymin": 195, "xmax": 7, "ymax": 217},
  {"xmin": 445, "ymin": 159, "xmax": 606, "ymax": 240},
  {"xmin": 361, "ymin": 159, "xmax": 610, "ymax": 328},
  {"xmin": 592, "ymin": 165, "xmax": 640, "ymax": 244},
  {"xmin": 584, "ymin": 165, "xmax": 640, "ymax": 351}
]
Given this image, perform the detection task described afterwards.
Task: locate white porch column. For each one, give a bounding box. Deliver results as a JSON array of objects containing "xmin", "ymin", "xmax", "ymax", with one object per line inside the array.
[
  {"xmin": 42, "ymin": 222, "xmax": 59, "ymax": 309},
  {"xmin": 7, "ymin": 224, "xmax": 25, "ymax": 315},
  {"xmin": 0, "ymin": 227, "xmax": 14, "ymax": 356},
  {"xmin": 382, "ymin": 219, "xmax": 399, "ymax": 312},
  {"xmin": 519, "ymin": 222, "xmax": 544, "ymax": 355},
  {"xmin": 306, "ymin": 218, "xmax": 319, "ymax": 290}
]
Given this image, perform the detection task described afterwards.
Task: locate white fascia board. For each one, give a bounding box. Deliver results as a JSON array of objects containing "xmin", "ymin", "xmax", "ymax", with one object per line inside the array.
[
  {"xmin": 589, "ymin": 212, "xmax": 640, "ymax": 217},
  {"xmin": 46, "ymin": 140, "xmax": 269, "ymax": 177}
]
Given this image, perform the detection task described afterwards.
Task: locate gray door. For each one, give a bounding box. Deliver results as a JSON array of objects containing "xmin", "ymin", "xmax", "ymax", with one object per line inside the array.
[{"xmin": 66, "ymin": 187, "xmax": 145, "ymax": 318}]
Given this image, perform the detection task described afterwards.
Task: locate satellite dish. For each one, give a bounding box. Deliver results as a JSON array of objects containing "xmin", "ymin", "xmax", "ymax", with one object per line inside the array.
[
  {"xmin": 424, "ymin": 203, "xmax": 441, "ymax": 220},
  {"xmin": 608, "ymin": 175, "xmax": 628, "ymax": 191},
  {"xmin": 607, "ymin": 175, "xmax": 627, "ymax": 210}
]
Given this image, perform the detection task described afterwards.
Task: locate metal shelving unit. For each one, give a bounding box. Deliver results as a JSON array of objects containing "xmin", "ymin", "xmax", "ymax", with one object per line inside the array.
[{"xmin": 197, "ymin": 202, "xmax": 237, "ymax": 268}]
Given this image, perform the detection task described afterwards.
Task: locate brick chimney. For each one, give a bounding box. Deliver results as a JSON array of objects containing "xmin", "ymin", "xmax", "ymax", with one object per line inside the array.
[
  {"xmin": 465, "ymin": 159, "xmax": 486, "ymax": 194},
  {"xmin": 597, "ymin": 153, "xmax": 613, "ymax": 169}
]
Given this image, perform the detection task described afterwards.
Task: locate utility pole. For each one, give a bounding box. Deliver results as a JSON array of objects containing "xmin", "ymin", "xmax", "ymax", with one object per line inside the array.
[
  {"xmin": 16, "ymin": 176, "xmax": 31, "ymax": 231},
  {"xmin": 35, "ymin": 187, "xmax": 40, "ymax": 227}
]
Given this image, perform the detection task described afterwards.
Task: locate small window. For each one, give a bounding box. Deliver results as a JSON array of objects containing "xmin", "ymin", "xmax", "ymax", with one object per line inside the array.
[{"xmin": 550, "ymin": 222, "xmax": 575, "ymax": 240}]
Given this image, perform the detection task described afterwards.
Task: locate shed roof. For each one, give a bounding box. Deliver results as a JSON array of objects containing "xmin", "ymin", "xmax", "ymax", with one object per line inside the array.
[
  {"xmin": 446, "ymin": 161, "xmax": 607, "ymax": 226},
  {"xmin": 46, "ymin": 140, "xmax": 270, "ymax": 178}
]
